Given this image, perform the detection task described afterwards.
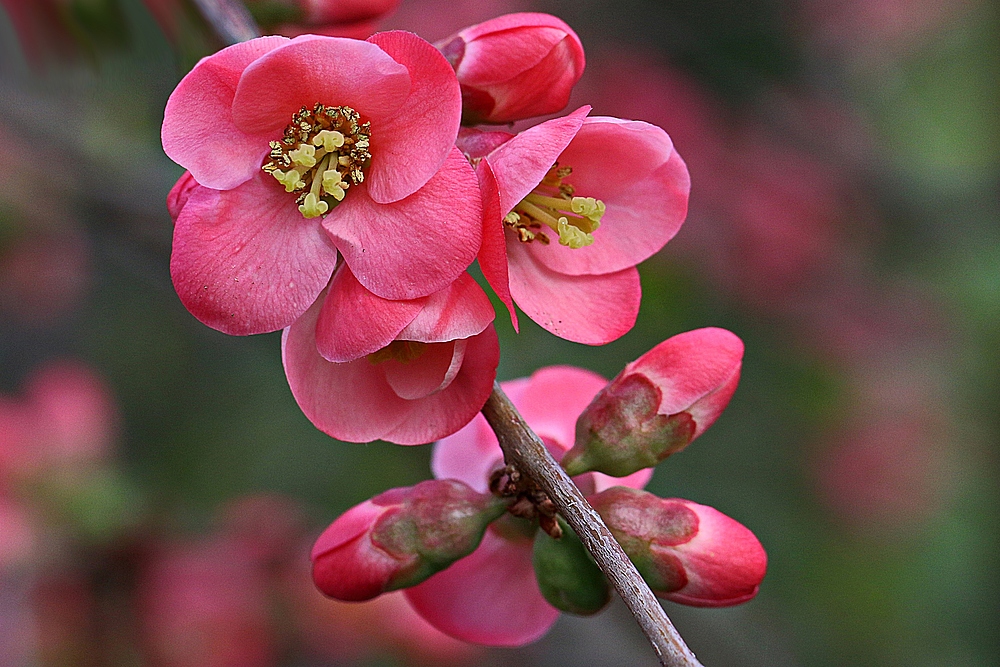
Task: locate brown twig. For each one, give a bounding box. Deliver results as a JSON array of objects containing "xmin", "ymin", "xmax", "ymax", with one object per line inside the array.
[
  {"xmin": 191, "ymin": 0, "xmax": 262, "ymax": 45},
  {"xmin": 482, "ymin": 383, "xmax": 705, "ymax": 667}
]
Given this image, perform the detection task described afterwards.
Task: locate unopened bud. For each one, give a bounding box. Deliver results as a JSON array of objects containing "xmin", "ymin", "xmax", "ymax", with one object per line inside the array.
[
  {"xmin": 311, "ymin": 480, "xmax": 507, "ymax": 601},
  {"xmin": 590, "ymin": 487, "xmax": 766, "ymax": 607},
  {"xmin": 532, "ymin": 518, "xmax": 610, "ymax": 615},
  {"xmin": 437, "ymin": 13, "xmax": 585, "ymax": 124},
  {"xmin": 563, "ymin": 328, "xmax": 743, "ymax": 477}
]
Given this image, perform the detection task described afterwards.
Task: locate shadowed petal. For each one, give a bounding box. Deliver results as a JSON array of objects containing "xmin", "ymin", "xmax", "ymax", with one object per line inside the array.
[
  {"xmin": 170, "ymin": 175, "xmax": 338, "ymax": 335},
  {"xmin": 397, "ymin": 273, "xmax": 495, "ymax": 343},
  {"xmin": 383, "ymin": 340, "xmax": 464, "ymax": 400},
  {"xmin": 475, "ymin": 160, "xmax": 517, "ymax": 328}
]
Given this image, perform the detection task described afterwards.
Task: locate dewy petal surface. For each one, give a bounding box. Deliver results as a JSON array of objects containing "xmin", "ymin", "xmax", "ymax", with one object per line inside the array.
[
  {"xmin": 232, "ymin": 36, "xmax": 410, "ymax": 135},
  {"xmin": 170, "ymin": 175, "xmax": 338, "ymax": 335},
  {"xmin": 315, "ymin": 266, "xmax": 424, "ymax": 363},
  {"xmin": 161, "ymin": 36, "xmax": 288, "ymax": 190},
  {"xmin": 365, "ymin": 31, "xmax": 463, "ymax": 204},
  {"xmin": 506, "ymin": 241, "xmax": 641, "ymax": 345},
  {"xmin": 325, "ymin": 147, "xmax": 482, "ymax": 301},
  {"xmin": 405, "ymin": 529, "xmax": 558, "ymax": 646}
]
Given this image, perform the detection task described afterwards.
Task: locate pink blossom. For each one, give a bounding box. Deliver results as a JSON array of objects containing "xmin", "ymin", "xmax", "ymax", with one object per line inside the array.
[
  {"xmin": 404, "ymin": 366, "xmax": 652, "ymax": 646},
  {"xmin": 589, "ymin": 486, "xmax": 767, "ymax": 607},
  {"xmin": 437, "ymin": 13, "xmax": 585, "ymax": 124},
  {"xmin": 162, "ymin": 33, "xmax": 482, "ymax": 335},
  {"xmin": 461, "ymin": 106, "xmax": 690, "ymax": 344},
  {"xmin": 282, "ymin": 267, "xmax": 499, "ymax": 445}
]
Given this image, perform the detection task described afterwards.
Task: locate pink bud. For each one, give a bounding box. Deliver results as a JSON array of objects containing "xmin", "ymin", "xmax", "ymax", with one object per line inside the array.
[
  {"xmin": 437, "ymin": 13, "xmax": 585, "ymax": 124},
  {"xmin": 311, "ymin": 480, "xmax": 506, "ymax": 601},
  {"xmin": 589, "ymin": 487, "xmax": 766, "ymax": 607},
  {"xmin": 563, "ymin": 328, "xmax": 743, "ymax": 477}
]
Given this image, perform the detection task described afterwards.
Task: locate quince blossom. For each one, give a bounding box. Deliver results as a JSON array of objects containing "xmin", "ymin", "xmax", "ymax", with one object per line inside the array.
[
  {"xmin": 460, "ymin": 106, "xmax": 690, "ymax": 344},
  {"xmin": 282, "ymin": 266, "xmax": 499, "ymax": 445},
  {"xmin": 162, "ymin": 32, "xmax": 481, "ymax": 335}
]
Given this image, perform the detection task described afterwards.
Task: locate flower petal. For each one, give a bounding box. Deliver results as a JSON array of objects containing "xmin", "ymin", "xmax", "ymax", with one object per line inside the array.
[
  {"xmin": 404, "ymin": 529, "xmax": 558, "ymax": 646},
  {"xmin": 170, "ymin": 175, "xmax": 338, "ymax": 335},
  {"xmin": 396, "ymin": 273, "xmax": 495, "ymax": 343},
  {"xmin": 161, "ymin": 36, "xmax": 289, "ymax": 190},
  {"xmin": 316, "ymin": 266, "xmax": 423, "ymax": 363},
  {"xmin": 324, "ymin": 147, "xmax": 482, "ymax": 301},
  {"xmin": 232, "ymin": 36, "xmax": 410, "ymax": 135},
  {"xmin": 475, "ymin": 160, "xmax": 517, "ymax": 328},
  {"xmin": 506, "ymin": 242, "xmax": 640, "ymax": 345},
  {"xmin": 516, "ymin": 366, "xmax": 607, "ymax": 452},
  {"xmin": 365, "ymin": 31, "xmax": 463, "ymax": 203},
  {"xmin": 383, "ymin": 339, "xmax": 464, "ymax": 400},
  {"xmin": 527, "ymin": 120, "xmax": 689, "ymax": 276}
]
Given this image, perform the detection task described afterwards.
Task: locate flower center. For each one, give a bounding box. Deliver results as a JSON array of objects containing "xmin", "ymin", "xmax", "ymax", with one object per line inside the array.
[
  {"xmin": 505, "ymin": 163, "xmax": 605, "ymax": 249},
  {"xmin": 262, "ymin": 104, "xmax": 371, "ymax": 219}
]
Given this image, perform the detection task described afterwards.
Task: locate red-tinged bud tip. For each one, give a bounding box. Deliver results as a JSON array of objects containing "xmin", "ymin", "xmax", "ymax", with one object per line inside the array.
[
  {"xmin": 311, "ymin": 480, "xmax": 506, "ymax": 601},
  {"xmin": 438, "ymin": 13, "xmax": 586, "ymax": 124},
  {"xmin": 564, "ymin": 328, "xmax": 743, "ymax": 478},
  {"xmin": 590, "ymin": 487, "xmax": 766, "ymax": 607}
]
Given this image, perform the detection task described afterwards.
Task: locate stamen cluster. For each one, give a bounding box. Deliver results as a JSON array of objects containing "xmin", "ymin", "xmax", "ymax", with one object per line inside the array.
[
  {"xmin": 503, "ymin": 163, "xmax": 605, "ymax": 249},
  {"xmin": 262, "ymin": 104, "xmax": 372, "ymax": 219}
]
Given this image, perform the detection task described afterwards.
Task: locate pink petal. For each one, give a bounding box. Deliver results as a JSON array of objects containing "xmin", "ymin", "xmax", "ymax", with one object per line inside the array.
[
  {"xmin": 404, "ymin": 528, "xmax": 558, "ymax": 646},
  {"xmin": 161, "ymin": 36, "xmax": 289, "ymax": 190},
  {"xmin": 325, "ymin": 147, "xmax": 482, "ymax": 301},
  {"xmin": 457, "ymin": 25, "xmax": 566, "ymax": 85},
  {"xmin": 170, "ymin": 175, "xmax": 338, "ymax": 335},
  {"xmin": 486, "ymin": 106, "xmax": 589, "ymax": 218},
  {"xmin": 316, "ymin": 266, "xmax": 423, "ymax": 363},
  {"xmin": 381, "ymin": 326, "xmax": 499, "ymax": 445},
  {"xmin": 456, "ymin": 127, "xmax": 514, "ymax": 160},
  {"xmin": 516, "ymin": 366, "xmax": 607, "ymax": 452},
  {"xmin": 475, "ymin": 160, "xmax": 517, "ymax": 328},
  {"xmin": 396, "ymin": 273, "xmax": 495, "ymax": 343},
  {"xmin": 527, "ymin": 121, "xmax": 689, "ymax": 276},
  {"xmin": 590, "ymin": 468, "xmax": 654, "ymax": 493},
  {"xmin": 506, "ymin": 242, "xmax": 641, "ymax": 345},
  {"xmin": 383, "ymin": 340, "xmax": 464, "ymax": 400},
  {"xmin": 310, "ymin": 500, "xmax": 385, "ymax": 559},
  {"xmin": 232, "ymin": 36, "xmax": 410, "ymax": 135},
  {"xmin": 282, "ymin": 297, "xmax": 414, "ymax": 442},
  {"xmin": 365, "ymin": 31, "xmax": 463, "ymax": 204}
]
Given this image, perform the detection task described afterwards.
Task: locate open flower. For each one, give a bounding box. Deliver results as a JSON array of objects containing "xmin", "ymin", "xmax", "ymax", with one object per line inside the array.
[
  {"xmin": 403, "ymin": 366, "xmax": 652, "ymax": 646},
  {"xmin": 162, "ymin": 32, "xmax": 481, "ymax": 335},
  {"xmin": 282, "ymin": 266, "xmax": 499, "ymax": 445},
  {"xmin": 461, "ymin": 106, "xmax": 690, "ymax": 344}
]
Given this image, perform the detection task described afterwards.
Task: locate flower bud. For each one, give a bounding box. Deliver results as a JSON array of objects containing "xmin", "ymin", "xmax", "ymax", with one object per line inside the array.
[
  {"xmin": 437, "ymin": 13, "xmax": 585, "ymax": 124},
  {"xmin": 563, "ymin": 328, "xmax": 743, "ymax": 477},
  {"xmin": 532, "ymin": 519, "xmax": 610, "ymax": 616},
  {"xmin": 590, "ymin": 487, "xmax": 766, "ymax": 607},
  {"xmin": 311, "ymin": 480, "xmax": 507, "ymax": 601}
]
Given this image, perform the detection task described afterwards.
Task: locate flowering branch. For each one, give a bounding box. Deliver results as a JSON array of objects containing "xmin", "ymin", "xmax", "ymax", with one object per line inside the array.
[
  {"xmin": 481, "ymin": 383, "xmax": 705, "ymax": 667},
  {"xmin": 191, "ymin": 0, "xmax": 261, "ymax": 45}
]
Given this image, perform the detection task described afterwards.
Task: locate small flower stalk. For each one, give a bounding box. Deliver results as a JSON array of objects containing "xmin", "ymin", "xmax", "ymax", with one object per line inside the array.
[
  {"xmin": 311, "ymin": 479, "xmax": 508, "ymax": 602},
  {"xmin": 589, "ymin": 487, "xmax": 767, "ymax": 607},
  {"xmin": 563, "ymin": 327, "xmax": 744, "ymax": 477}
]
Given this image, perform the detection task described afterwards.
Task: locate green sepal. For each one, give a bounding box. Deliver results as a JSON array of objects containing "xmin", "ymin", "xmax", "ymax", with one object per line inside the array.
[{"xmin": 532, "ymin": 518, "xmax": 610, "ymax": 616}]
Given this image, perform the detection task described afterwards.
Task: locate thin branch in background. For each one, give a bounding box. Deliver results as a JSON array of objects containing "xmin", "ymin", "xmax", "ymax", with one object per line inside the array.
[
  {"xmin": 482, "ymin": 384, "xmax": 705, "ymax": 667},
  {"xmin": 190, "ymin": 0, "xmax": 261, "ymax": 45}
]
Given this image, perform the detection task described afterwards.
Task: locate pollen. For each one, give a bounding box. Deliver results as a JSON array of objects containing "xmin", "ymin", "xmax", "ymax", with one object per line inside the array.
[
  {"xmin": 508, "ymin": 164, "xmax": 604, "ymax": 249},
  {"xmin": 262, "ymin": 104, "xmax": 372, "ymax": 219}
]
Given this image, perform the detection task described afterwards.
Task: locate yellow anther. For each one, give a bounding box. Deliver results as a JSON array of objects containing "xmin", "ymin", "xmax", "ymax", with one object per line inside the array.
[
  {"xmin": 289, "ymin": 144, "xmax": 317, "ymax": 168},
  {"xmin": 504, "ymin": 211, "xmax": 521, "ymax": 226},
  {"xmin": 298, "ymin": 192, "xmax": 328, "ymax": 218},
  {"xmin": 272, "ymin": 168, "xmax": 306, "ymax": 192},
  {"xmin": 312, "ymin": 130, "xmax": 345, "ymax": 152},
  {"xmin": 571, "ymin": 197, "xmax": 606, "ymax": 225},
  {"xmin": 557, "ymin": 217, "xmax": 594, "ymax": 249},
  {"xmin": 322, "ymin": 170, "xmax": 347, "ymax": 201}
]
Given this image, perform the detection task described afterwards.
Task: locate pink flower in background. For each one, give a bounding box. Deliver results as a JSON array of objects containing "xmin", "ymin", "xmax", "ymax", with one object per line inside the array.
[
  {"xmin": 162, "ymin": 32, "xmax": 481, "ymax": 334},
  {"xmin": 282, "ymin": 268, "xmax": 499, "ymax": 445},
  {"xmin": 404, "ymin": 366, "xmax": 652, "ymax": 646},
  {"xmin": 462, "ymin": 106, "xmax": 690, "ymax": 344},
  {"xmin": 437, "ymin": 12, "xmax": 585, "ymax": 124},
  {"xmin": 0, "ymin": 496, "xmax": 36, "ymax": 570}
]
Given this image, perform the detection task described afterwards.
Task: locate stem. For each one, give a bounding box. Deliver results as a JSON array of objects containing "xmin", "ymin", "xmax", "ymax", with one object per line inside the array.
[
  {"xmin": 482, "ymin": 383, "xmax": 705, "ymax": 667},
  {"xmin": 191, "ymin": 0, "xmax": 262, "ymax": 45}
]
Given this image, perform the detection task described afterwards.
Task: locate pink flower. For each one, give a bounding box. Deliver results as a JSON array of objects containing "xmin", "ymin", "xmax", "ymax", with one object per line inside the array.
[
  {"xmin": 404, "ymin": 366, "xmax": 652, "ymax": 646},
  {"xmin": 563, "ymin": 327, "xmax": 744, "ymax": 477},
  {"xmin": 282, "ymin": 266, "xmax": 499, "ymax": 445},
  {"xmin": 461, "ymin": 106, "xmax": 690, "ymax": 344},
  {"xmin": 436, "ymin": 13, "xmax": 585, "ymax": 124},
  {"xmin": 311, "ymin": 479, "xmax": 506, "ymax": 601},
  {"xmin": 589, "ymin": 486, "xmax": 767, "ymax": 607},
  {"xmin": 161, "ymin": 33, "xmax": 482, "ymax": 335}
]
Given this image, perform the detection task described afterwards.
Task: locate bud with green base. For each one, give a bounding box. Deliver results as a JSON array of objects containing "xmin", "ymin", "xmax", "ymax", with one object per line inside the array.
[
  {"xmin": 562, "ymin": 328, "xmax": 743, "ymax": 478},
  {"xmin": 532, "ymin": 518, "xmax": 610, "ymax": 615},
  {"xmin": 311, "ymin": 479, "xmax": 508, "ymax": 601}
]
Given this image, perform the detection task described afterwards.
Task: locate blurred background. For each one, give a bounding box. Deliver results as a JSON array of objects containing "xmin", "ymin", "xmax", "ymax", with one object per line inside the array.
[{"xmin": 0, "ymin": 0, "xmax": 997, "ymax": 665}]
